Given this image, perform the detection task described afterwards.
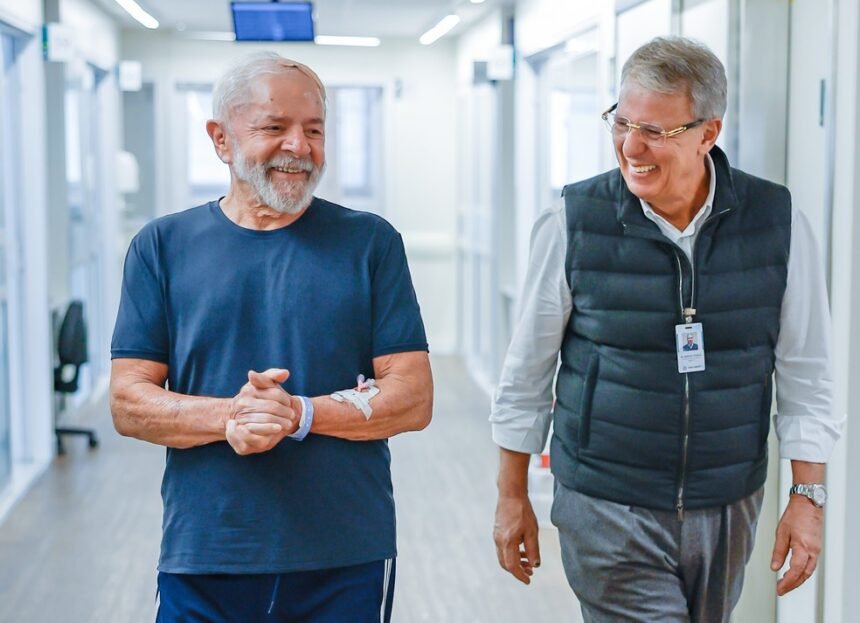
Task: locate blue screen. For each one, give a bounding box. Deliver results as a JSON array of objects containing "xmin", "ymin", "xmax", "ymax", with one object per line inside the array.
[{"xmin": 231, "ymin": 2, "xmax": 315, "ymax": 42}]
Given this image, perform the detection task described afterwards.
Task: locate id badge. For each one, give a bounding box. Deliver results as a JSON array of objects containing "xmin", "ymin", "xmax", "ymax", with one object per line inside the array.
[{"xmin": 675, "ymin": 323, "xmax": 705, "ymax": 373}]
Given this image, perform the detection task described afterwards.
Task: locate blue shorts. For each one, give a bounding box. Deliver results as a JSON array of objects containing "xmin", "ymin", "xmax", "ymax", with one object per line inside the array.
[{"xmin": 156, "ymin": 559, "xmax": 395, "ymax": 623}]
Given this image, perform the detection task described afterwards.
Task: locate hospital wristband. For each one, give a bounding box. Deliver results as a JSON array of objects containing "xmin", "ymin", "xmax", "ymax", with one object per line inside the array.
[{"xmin": 288, "ymin": 396, "xmax": 314, "ymax": 441}]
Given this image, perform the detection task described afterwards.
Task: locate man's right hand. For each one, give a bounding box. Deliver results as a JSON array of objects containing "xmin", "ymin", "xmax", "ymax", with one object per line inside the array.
[
  {"xmin": 494, "ymin": 448, "xmax": 541, "ymax": 584},
  {"xmin": 494, "ymin": 493, "xmax": 542, "ymax": 584},
  {"xmin": 226, "ymin": 368, "xmax": 300, "ymax": 455}
]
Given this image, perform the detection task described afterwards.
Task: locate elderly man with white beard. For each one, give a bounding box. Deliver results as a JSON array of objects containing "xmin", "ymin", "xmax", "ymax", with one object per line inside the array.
[{"xmin": 109, "ymin": 52, "xmax": 432, "ymax": 623}]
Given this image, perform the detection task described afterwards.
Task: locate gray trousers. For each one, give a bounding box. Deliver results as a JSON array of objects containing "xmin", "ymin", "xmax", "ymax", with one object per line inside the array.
[{"xmin": 551, "ymin": 482, "xmax": 765, "ymax": 623}]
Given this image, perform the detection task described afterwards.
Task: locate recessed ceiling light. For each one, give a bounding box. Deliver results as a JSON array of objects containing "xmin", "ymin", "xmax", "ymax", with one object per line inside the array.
[
  {"xmin": 315, "ymin": 35, "xmax": 381, "ymax": 47},
  {"xmin": 419, "ymin": 15, "xmax": 460, "ymax": 45},
  {"xmin": 113, "ymin": 0, "xmax": 159, "ymax": 29},
  {"xmin": 183, "ymin": 31, "xmax": 237, "ymax": 41}
]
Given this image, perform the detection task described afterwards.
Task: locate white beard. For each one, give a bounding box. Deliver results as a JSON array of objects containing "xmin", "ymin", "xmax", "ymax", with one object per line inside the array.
[{"xmin": 232, "ymin": 148, "xmax": 324, "ymax": 215}]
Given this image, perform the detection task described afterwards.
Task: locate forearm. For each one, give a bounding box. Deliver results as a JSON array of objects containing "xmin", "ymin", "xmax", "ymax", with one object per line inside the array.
[
  {"xmin": 309, "ymin": 367, "xmax": 432, "ymax": 441},
  {"xmin": 790, "ymin": 460, "xmax": 826, "ymax": 485},
  {"xmin": 497, "ymin": 448, "xmax": 532, "ymax": 497},
  {"xmin": 110, "ymin": 380, "xmax": 230, "ymax": 448}
]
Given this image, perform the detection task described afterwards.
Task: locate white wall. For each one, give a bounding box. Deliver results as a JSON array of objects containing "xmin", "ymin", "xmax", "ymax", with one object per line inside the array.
[
  {"xmin": 60, "ymin": 0, "xmax": 119, "ymax": 69},
  {"xmin": 121, "ymin": 33, "xmax": 460, "ymax": 354},
  {"xmin": 517, "ymin": 0, "xmax": 601, "ymax": 57},
  {"xmin": 456, "ymin": 8, "xmax": 504, "ymax": 84},
  {"xmin": 0, "ymin": 0, "xmax": 41, "ymax": 31},
  {"xmin": 827, "ymin": 0, "xmax": 860, "ymax": 620}
]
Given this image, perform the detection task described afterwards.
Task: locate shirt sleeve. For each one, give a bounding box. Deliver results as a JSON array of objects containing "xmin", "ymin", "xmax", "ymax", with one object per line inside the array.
[
  {"xmin": 490, "ymin": 202, "xmax": 573, "ymax": 454},
  {"xmin": 774, "ymin": 205, "xmax": 844, "ymax": 461},
  {"xmin": 110, "ymin": 228, "xmax": 170, "ymax": 363},
  {"xmin": 370, "ymin": 229, "xmax": 428, "ymax": 357}
]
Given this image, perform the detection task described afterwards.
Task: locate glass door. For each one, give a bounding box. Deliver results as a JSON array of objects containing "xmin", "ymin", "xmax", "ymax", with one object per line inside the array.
[
  {"xmin": 65, "ymin": 62, "xmax": 108, "ymax": 402},
  {"xmin": 0, "ymin": 30, "xmax": 21, "ymax": 490},
  {"xmin": 538, "ymin": 33, "xmax": 605, "ymax": 210}
]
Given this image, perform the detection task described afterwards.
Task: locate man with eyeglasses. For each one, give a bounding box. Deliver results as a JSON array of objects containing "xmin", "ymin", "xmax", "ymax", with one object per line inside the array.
[{"xmin": 491, "ymin": 36, "xmax": 841, "ymax": 622}]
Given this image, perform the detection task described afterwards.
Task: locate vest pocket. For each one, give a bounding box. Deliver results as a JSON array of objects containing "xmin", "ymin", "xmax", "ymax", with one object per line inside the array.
[
  {"xmin": 578, "ymin": 351, "xmax": 600, "ymax": 450},
  {"xmin": 759, "ymin": 373, "xmax": 773, "ymax": 448}
]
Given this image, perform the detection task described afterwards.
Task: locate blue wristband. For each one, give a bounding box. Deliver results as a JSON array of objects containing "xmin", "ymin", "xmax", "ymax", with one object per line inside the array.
[{"xmin": 289, "ymin": 396, "xmax": 314, "ymax": 441}]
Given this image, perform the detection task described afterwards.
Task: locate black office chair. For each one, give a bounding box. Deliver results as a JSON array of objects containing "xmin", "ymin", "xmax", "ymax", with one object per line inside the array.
[{"xmin": 54, "ymin": 300, "xmax": 98, "ymax": 454}]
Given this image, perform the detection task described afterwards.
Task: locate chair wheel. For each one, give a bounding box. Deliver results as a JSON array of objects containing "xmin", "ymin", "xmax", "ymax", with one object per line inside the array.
[{"xmin": 88, "ymin": 436, "xmax": 99, "ymax": 449}]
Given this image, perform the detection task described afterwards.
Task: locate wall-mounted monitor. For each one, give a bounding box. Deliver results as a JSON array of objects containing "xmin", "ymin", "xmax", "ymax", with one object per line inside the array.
[{"xmin": 231, "ymin": 2, "xmax": 315, "ymax": 42}]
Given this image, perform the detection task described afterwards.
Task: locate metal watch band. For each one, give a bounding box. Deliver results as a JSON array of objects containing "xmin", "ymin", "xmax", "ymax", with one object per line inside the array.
[{"xmin": 789, "ymin": 483, "xmax": 827, "ymax": 507}]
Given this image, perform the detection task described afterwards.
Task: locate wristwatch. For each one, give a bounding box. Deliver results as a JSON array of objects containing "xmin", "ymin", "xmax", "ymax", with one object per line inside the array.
[{"xmin": 789, "ymin": 483, "xmax": 827, "ymax": 508}]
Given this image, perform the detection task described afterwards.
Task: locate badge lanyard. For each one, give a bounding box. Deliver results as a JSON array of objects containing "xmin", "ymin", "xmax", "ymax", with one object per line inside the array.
[{"xmin": 675, "ymin": 261, "xmax": 705, "ymax": 374}]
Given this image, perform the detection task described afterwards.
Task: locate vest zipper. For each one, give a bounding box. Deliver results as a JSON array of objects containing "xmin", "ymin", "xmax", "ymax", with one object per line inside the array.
[
  {"xmin": 677, "ymin": 374, "xmax": 690, "ymax": 521},
  {"xmin": 674, "ymin": 251, "xmax": 694, "ymax": 522}
]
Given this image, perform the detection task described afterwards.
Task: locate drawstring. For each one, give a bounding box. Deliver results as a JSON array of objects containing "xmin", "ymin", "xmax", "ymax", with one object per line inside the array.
[{"xmin": 267, "ymin": 574, "xmax": 281, "ymax": 615}]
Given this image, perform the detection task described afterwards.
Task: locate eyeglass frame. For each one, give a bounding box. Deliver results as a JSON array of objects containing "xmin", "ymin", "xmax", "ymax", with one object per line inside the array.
[{"xmin": 600, "ymin": 103, "xmax": 707, "ymax": 145}]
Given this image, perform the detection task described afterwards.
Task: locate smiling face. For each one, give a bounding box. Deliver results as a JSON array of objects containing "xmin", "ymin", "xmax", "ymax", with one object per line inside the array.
[
  {"xmin": 614, "ymin": 84, "xmax": 721, "ymax": 221},
  {"xmin": 214, "ymin": 69, "xmax": 326, "ymax": 214}
]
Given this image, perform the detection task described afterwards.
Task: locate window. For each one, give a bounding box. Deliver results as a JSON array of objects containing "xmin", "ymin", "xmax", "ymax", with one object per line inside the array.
[
  {"xmin": 333, "ymin": 87, "xmax": 378, "ymax": 196},
  {"xmin": 327, "ymin": 86, "xmax": 383, "ymax": 213}
]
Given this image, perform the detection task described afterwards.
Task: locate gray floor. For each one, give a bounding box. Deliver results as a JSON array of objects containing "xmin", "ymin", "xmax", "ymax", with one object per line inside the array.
[{"xmin": 0, "ymin": 355, "xmax": 580, "ymax": 622}]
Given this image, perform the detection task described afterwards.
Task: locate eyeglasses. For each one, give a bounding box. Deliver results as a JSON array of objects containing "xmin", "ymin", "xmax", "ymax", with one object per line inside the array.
[{"xmin": 600, "ymin": 103, "xmax": 706, "ymax": 148}]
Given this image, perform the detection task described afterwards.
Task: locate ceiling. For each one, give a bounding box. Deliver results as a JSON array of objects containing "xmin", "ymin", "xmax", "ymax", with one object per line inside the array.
[{"xmin": 97, "ymin": 0, "xmax": 507, "ymax": 39}]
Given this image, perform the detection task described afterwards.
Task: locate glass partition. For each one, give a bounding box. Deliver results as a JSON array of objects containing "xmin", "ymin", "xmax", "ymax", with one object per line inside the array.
[
  {"xmin": 65, "ymin": 62, "xmax": 108, "ymax": 401},
  {"xmin": 0, "ymin": 30, "xmax": 20, "ymax": 490},
  {"xmin": 537, "ymin": 28, "xmax": 605, "ymax": 211}
]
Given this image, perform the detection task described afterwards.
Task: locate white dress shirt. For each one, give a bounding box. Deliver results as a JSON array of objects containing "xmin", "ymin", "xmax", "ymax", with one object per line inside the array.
[{"xmin": 490, "ymin": 155, "xmax": 843, "ymax": 463}]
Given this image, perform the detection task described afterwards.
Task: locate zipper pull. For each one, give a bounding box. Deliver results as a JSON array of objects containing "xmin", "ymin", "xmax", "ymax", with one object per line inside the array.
[
  {"xmin": 683, "ymin": 307, "xmax": 696, "ymax": 324},
  {"xmin": 676, "ymin": 501, "xmax": 685, "ymax": 522}
]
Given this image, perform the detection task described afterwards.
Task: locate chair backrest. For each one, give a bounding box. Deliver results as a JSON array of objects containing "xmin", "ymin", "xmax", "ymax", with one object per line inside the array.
[{"xmin": 57, "ymin": 300, "xmax": 88, "ymax": 366}]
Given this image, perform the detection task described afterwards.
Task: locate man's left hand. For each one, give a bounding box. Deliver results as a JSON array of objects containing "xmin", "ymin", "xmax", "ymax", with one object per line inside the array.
[{"xmin": 771, "ymin": 496, "xmax": 823, "ymax": 595}]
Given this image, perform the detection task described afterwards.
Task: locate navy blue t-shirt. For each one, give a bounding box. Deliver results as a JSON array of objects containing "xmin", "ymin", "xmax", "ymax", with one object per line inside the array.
[{"xmin": 111, "ymin": 198, "xmax": 428, "ymax": 573}]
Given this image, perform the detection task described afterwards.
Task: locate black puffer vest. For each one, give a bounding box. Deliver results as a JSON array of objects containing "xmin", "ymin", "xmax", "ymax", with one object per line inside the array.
[{"xmin": 551, "ymin": 146, "xmax": 790, "ymax": 512}]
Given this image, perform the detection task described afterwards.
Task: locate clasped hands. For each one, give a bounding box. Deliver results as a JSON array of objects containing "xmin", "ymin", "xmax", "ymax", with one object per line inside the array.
[{"xmin": 226, "ymin": 368, "xmax": 302, "ymax": 455}]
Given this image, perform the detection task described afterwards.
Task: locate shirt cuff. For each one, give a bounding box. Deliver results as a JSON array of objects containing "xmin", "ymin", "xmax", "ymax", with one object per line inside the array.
[
  {"xmin": 775, "ymin": 412, "xmax": 845, "ymax": 462},
  {"xmin": 491, "ymin": 421, "xmax": 551, "ymax": 455}
]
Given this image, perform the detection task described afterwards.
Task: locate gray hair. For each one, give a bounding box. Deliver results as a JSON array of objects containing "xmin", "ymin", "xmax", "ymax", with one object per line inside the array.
[
  {"xmin": 212, "ymin": 51, "xmax": 326, "ymax": 122},
  {"xmin": 620, "ymin": 36, "xmax": 727, "ymax": 120}
]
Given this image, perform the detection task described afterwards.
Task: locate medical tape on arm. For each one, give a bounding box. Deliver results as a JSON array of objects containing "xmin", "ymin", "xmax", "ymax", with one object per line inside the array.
[{"xmin": 330, "ymin": 376, "xmax": 379, "ymax": 419}]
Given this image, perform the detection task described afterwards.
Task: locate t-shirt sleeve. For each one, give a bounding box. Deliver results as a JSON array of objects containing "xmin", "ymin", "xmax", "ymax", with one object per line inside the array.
[
  {"xmin": 110, "ymin": 229, "xmax": 170, "ymax": 363},
  {"xmin": 370, "ymin": 230, "xmax": 428, "ymax": 357}
]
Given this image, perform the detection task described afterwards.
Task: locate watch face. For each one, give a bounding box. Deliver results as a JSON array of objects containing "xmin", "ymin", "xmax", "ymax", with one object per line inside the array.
[{"xmin": 813, "ymin": 486, "xmax": 827, "ymax": 506}]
